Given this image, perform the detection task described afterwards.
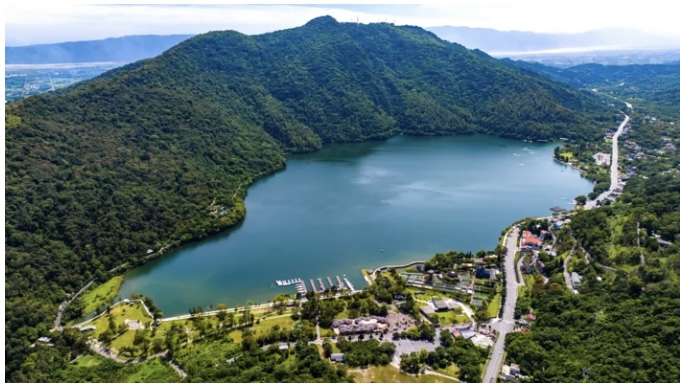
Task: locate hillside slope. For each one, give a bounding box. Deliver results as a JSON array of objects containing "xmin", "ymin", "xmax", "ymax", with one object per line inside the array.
[{"xmin": 5, "ymin": 17, "xmax": 612, "ymax": 381}]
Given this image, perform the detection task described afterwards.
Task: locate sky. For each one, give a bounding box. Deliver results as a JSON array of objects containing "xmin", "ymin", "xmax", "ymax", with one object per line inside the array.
[{"xmin": 5, "ymin": 1, "xmax": 679, "ymax": 46}]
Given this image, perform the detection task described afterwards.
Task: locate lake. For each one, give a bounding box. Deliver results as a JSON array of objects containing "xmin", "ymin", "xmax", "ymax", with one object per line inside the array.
[{"xmin": 118, "ymin": 135, "xmax": 591, "ymax": 316}]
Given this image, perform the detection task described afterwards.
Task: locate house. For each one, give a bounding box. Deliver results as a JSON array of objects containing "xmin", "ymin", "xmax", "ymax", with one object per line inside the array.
[
  {"xmin": 458, "ymin": 329, "xmax": 476, "ymax": 340},
  {"xmin": 526, "ymin": 313, "xmax": 536, "ymax": 321},
  {"xmin": 330, "ymin": 353, "xmax": 345, "ymax": 363},
  {"xmin": 37, "ymin": 337, "xmax": 52, "ymax": 344},
  {"xmin": 499, "ymin": 373, "xmax": 518, "ymax": 382},
  {"xmin": 521, "ymin": 231, "xmax": 542, "ymax": 250},
  {"xmin": 475, "ymin": 265, "xmax": 491, "ymax": 279},
  {"xmin": 539, "ymin": 230, "xmax": 551, "ymax": 241},
  {"xmin": 447, "ymin": 271, "xmax": 458, "ymax": 278},
  {"xmin": 432, "ymin": 298, "xmax": 449, "ymax": 311},
  {"xmin": 452, "ymin": 329, "xmax": 462, "ymax": 339},
  {"xmin": 571, "ymin": 272, "xmax": 582, "ymax": 288},
  {"xmin": 510, "ymin": 363, "xmax": 521, "ymax": 376},
  {"xmin": 147, "ymin": 249, "xmax": 154, "ymax": 254}
]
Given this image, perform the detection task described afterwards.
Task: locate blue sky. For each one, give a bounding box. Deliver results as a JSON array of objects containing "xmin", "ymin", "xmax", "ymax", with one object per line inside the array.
[{"xmin": 5, "ymin": 1, "xmax": 679, "ymax": 46}]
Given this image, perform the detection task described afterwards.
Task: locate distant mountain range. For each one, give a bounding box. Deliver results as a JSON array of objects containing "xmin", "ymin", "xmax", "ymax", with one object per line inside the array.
[
  {"xmin": 7, "ymin": 27, "xmax": 677, "ymax": 66},
  {"xmin": 5, "ymin": 35, "xmax": 193, "ymax": 64},
  {"xmin": 426, "ymin": 26, "xmax": 678, "ymax": 54}
]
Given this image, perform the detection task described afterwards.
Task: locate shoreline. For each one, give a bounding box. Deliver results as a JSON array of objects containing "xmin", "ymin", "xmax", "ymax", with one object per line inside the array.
[{"xmin": 82, "ymin": 136, "xmax": 594, "ymax": 320}]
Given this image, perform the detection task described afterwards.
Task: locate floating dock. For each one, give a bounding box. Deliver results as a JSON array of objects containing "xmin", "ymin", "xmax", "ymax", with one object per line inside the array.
[{"xmin": 275, "ymin": 278, "xmax": 302, "ymax": 286}]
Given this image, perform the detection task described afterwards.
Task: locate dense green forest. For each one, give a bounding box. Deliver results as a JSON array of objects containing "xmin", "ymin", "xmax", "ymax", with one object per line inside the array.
[
  {"xmin": 505, "ymin": 174, "xmax": 680, "ymax": 382},
  {"xmin": 506, "ymin": 60, "xmax": 680, "ymax": 116},
  {"xmin": 5, "ymin": 16, "xmax": 616, "ymax": 382}
]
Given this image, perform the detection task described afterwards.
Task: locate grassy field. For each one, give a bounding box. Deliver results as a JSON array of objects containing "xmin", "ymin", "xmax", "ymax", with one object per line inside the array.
[
  {"xmin": 433, "ymin": 364, "xmax": 460, "ymax": 379},
  {"xmin": 70, "ymin": 355, "xmax": 102, "ymax": 368},
  {"xmin": 220, "ymin": 314, "xmax": 297, "ymax": 344},
  {"xmin": 126, "ymin": 358, "xmax": 180, "ymax": 383},
  {"xmin": 80, "ymin": 276, "xmax": 124, "ymax": 315},
  {"xmin": 90, "ymin": 301, "xmax": 152, "ymax": 334},
  {"xmin": 487, "ymin": 293, "xmax": 501, "ymax": 318},
  {"xmin": 348, "ymin": 365, "xmax": 457, "ymax": 383},
  {"xmin": 559, "ymin": 151, "xmax": 575, "ymax": 161}
]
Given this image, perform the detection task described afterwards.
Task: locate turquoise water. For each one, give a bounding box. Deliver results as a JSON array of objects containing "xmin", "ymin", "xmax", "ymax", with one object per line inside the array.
[{"xmin": 118, "ymin": 135, "xmax": 591, "ymax": 316}]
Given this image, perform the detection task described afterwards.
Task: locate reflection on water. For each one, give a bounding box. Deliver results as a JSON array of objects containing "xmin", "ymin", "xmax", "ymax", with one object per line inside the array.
[{"xmin": 118, "ymin": 135, "xmax": 592, "ymax": 316}]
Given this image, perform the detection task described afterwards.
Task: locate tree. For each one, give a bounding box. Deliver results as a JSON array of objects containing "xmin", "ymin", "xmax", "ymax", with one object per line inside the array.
[
  {"xmin": 575, "ymin": 195, "xmax": 587, "ymax": 206},
  {"xmin": 323, "ymin": 342, "xmax": 333, "ymax": 358}
]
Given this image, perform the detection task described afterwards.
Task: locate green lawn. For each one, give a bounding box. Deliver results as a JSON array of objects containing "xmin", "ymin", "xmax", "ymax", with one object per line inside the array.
[
  {"xmin": 487, "ymin": 293, "xmax": 501, "ymax": 318},
  {"xmin": 348, "ymin": 365, "xmax": 457, "ymax": 383},
  {"xmin": 90, "ymin": 301, "xmax": 153, "ymax": 335},
  {"xmin": 559, "ymin": 151, "xmax": 574, "ymax": 161},
  {"xmin": 126, "ymin": 358, "xmax": 180, "ymax": 383},
  {"xmin": 80, "ymin": 276, "xmax": 124, "ymax": 315},
  {"xmin": 433, "ymin": 364, "xmax": 460, "ymax": 379},
  {"xmin": 70, "ymin": 355, "xmax": 102, "ymax": 368}
]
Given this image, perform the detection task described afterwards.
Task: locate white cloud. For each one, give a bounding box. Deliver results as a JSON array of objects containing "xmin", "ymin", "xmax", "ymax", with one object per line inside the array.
[{"xmin": 5, "ymin": 1, "xmax": 679, "ymax": 46}]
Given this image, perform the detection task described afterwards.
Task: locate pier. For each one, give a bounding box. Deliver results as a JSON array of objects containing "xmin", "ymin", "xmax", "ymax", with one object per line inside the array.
[
  {"xmin": 317, "ymin": 278, "xmax": 326, "ymax": 292},
  {"xmin": 343, "ymin": 276, "xmax": 355, "ymax": 292},
  {"xmin": 296, "ymin": 281, "xmax": 307, "ymax": 296},
  {"xmin": 309, "ymin": 279, "xmax": 318, "ymax": 293},
  {"xmin": 336, "ymin": 275, "xmax": 345, "ymax": 289},
  {"xmin": 326, "ymin": 276, "xmax": 334, "ymax": 288}
]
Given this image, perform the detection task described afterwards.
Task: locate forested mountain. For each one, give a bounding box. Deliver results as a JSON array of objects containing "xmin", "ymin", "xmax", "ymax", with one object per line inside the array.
[
  {"xmin": 506, "ymin": 61, "xmax": 680, "ymax": 115},
  {"xmin": 506, "ymin": 61, "xmax": 680, "ymax": 91},
  {"xmin": 5, "ymin": 16, "xmax": 613, "ymax": 382},
  {"xmin": 506, "ymin": 175, "xmax": 680, "ymax": 382},
  {"xmin": 5, "ymin": 34, "xmax": 193, "ymax": 64}
]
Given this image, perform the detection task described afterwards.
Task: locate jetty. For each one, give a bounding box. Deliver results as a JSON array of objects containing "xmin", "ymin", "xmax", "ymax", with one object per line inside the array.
[
  {"xmin": 343, "ymin": 276, "xmax": 355, "ymax": 292},
  {"xmin": 326, "ymin": 276, "xmax": 334, "ymax": 288},
  {"xmin": 296, "ymin": 281, "xmax": 307, "ymax": 296},
  {"xmin": 335, "ymin": 275, "xmax": 345, "ymax": 289},
  {"xmin": 309, "ymin": 279, "xmax": 318, "ymax": 293},
  {"xmin": 317, "ymin": 278, "xmax": 326, "ymax": 292}
]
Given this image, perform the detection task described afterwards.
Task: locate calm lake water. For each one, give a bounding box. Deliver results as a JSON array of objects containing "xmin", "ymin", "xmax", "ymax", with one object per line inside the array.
[{"xmin": 118, "ymin": 135, "xmax": 591, "ymax": 316}]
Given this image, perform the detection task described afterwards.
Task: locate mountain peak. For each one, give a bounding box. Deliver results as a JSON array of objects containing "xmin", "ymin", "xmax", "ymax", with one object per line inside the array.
[{"xmin": 304, "ymin": 15, "xmax": 339, "ymax": 28}]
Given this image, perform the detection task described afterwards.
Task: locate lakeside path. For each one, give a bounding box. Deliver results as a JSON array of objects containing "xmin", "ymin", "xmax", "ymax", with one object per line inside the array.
[{"xmin": 484, "ymin": 112, "xmax": 631, "ymax": 382}]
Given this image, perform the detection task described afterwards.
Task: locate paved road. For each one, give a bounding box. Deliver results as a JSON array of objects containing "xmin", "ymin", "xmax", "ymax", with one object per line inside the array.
[
  {"xmin": 585, "ymin": 114, "xmax": 630, "ymax": 210},
  {"xmin": 563, "ymin": 247, "xmax": 576, "ymax": 293},
  {"xmin": 483, "ymin": 227, "xmax": 520, "ymax": 383},
  {"xmin": 54, "ymin": 278, "xmax": 97, "ymax": 332}
]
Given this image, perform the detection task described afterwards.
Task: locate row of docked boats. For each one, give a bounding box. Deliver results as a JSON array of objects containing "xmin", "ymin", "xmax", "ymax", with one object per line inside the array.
[{"xmin": 276, "ymin": 278, "xmax": 302, "ymax": 286}]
